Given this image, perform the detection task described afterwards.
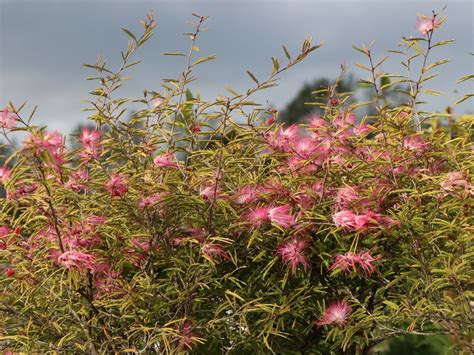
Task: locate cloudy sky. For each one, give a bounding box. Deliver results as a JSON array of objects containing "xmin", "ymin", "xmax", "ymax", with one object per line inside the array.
[{"xmin": 1, "ymin": 0, "xmax": 473, "ymax": 133}]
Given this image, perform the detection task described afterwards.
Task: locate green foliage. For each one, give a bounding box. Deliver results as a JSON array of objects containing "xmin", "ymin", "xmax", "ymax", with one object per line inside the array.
[{"xmin": 0, "ymin": 9, "xmax": 472, "ymax": 354}]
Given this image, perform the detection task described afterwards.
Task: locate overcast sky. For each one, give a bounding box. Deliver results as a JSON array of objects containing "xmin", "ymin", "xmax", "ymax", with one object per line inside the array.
[{"xmin": 1, "ymin": 0, "xmax": 473, "ymax": 133}]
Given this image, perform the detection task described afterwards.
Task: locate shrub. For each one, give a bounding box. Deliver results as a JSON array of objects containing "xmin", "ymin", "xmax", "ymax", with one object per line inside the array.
[{"xmin": 0, "ymin": 9, "xmax": 472, "ymax": 354}]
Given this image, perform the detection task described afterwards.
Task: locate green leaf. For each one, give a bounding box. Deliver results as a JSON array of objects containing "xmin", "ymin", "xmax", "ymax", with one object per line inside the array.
[
  {"xmin": 122, "ymin": 28, "xmax": 137, "ymax": 42},
  {"xmin": 193, "ymin": 54, "xmax": 217, "ymax": 66},
  {"xmin": 246, "ymin": 70, "xmax": 259, "ymax": 85},
  {"xmin": 457, "ymin": 74, "xmax": 474, "ymax": 83},
  {"xmin": 282, "ymin": 45, "xmax": 291, "ymax": 61},
  {"xmin": 161, "ymin": 52, "xmax": 187, "ymax": 57},
  {"xmin": 380, "ymin": 76, "xmax": 391, "ymax": 88},
  {"xmin": 424, "ymin": 59, "xmax": 450, "ymax": 72},
  {"xmin": 383, "ymin": 300, "xmax": 400, "ymax": 311}
]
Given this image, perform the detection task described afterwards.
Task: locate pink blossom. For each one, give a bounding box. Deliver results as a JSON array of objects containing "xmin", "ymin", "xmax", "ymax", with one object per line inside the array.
[
  {"xmin": 246, "ymin": 207, "xmax": 271, "ymax": 228},
  {"xmin": 440, "ymin": 171, "xmax": 473, "ymax": 196},
  {"xmin": 57, "ymin": 251, "xmax": 97, "ymax": 271},
  {"xmin": 262, "ymin": 124, "xmax": 299, "ymax": 151},
  {"xmin": 333, "ymin": 210, "xmax": 358, "ymax": 229},
  {"xmin": 5, "ymin": 267, "xmax": 15, "ymax": 277},
  {"xmin": 269, "ymin": 205, "xmax": 296, "ymax": 228},
  {"xmin": 329, "ymin": 251, "xmax": 380, "ymax": 275},
  {"xmin": 7, "ymin": 183, "xmax": 37, "ymax": 199},
  {"xmin": 138, "ymin": 193, "xmax": 164, "ymax": 209},
  {"xmin": 104, "ymin": 174, "xmax": 128, "ymax": 197},
  {"xmin": 80, "ymin": 128, "xmax": 101, "ymax": 147},
  {"xmin": 333, "ymin": 111, "xmax": 356, "ymax": 129},
  {"xmin": 292, "ymin": 190, "xmax": 314, "ymax": 210},
  {"xmin": 233, "ymin": 185, "xmax": 259, "ymax": 204},
  {"xmin": 353, "ymin": 122, "xmax": 372, "ymax": 136},
  {"xmin": 311, "ymin": 180, "xmax": 332, "ymax": 199},
  {"xmin": 79, "ymin": 128, "xmax": 101, "ymax": 161},
  {"xmin": 154, "ymin": 152, "xmax": 179, "ymax": 169},
  {"xmin": 173, "ymin": 227, "xmax": 207, "ymax": 246},
  {"xmin": 335, "ymin": 186, "xmax": 360, "ymax": 208},
  {"xmin": 417, "ymin": 15, "xmax": 441, "ymax": 36},
  {"xmin": 173, "ymin": 320, "xmax": 200, "ymax": 350},
  {"xmin": 403, "ymin": 134, "xmax": 430, "ymax": 152},
  {"xmin": 24, "ymin": 131, "xmax": 63, "ymax": 154},
  {"xmin": 357, "ymin": 251, "xmax": 380, "ymax": 275},
  {"xmin": 328, "ymin": 252, "xmax": 360, "ymax": 273},
  {"xmin": 65, "ymin": 170, "xmax": 89, "ymax": 192},
  {"xmin": 276, "ymin": 238, "xmax": 310, "ymax": 273},
  {"xmin": 0, "ymin": 108, "xmax": 18, "ymax": 129},
  {"xmin": 333, "ymin": 210, "xmax": 399, "ymax": 231},
  {"xmin": 199, "ymin": 184, "xmax": 224, "ymax": 200},
  {"xmin": 317, "ymin": 300, "xmax": 351, "ymax": 327},
  {"xmin": 0, "ymin": 167, "xmax": 11, "ymax": 184},
  {"xmin": 201, "ymin": 243, "xmax": 230, "ymax": 262},
  {"xmin": 309, "ymin": 115, "xmax": 327, "ymax": 130},
  {"xmin": 192, "ymin": 123, "xmax": 201, "ymax": 132},
  {"xmin": 0, "ymin": 226, "xmax": 12, "ymax": 238},
  {"xmin": 43, "ymin": 131, "xmax": 63, "ymax": 149},
  {"xmin": 292, "ymin": 137, "xmax": 318, "ymax": 159}
]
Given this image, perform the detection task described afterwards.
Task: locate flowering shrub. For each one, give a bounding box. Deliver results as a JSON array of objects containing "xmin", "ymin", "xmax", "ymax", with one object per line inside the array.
[{"xmin": 1, "ymin": 10, "xmax": 473, "ymax": 354}]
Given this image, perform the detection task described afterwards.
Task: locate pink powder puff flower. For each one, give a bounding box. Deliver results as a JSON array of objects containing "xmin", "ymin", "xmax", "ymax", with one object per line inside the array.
[
  {"xmin": 357, "ymin": 251, "xmax": 380, "ymax": 275},
  {"xmin": 260, "ymin": 179, "xmax": 289, "ymax": 197},
  {"xmin": 0, "ymin": 108, "xmax": 18, "ymax": 129},
  {"xmin": 79, "ymin": 128, "xmax": 101, "ymax": 161},
  {"xmin": 154, "ymin": 152, "xmax": 179, "ymax": 169},
  {"xmin": 233, "ymin": 185, "xmax": 259, "ymax": 204},
  {"xmin": 173, "ymin": 227, "xmax": 207, "ymax": 246},
  {"xmin": 268, "ymin": 205, "xmax": 296, "ymax": 228},
  {"xmin": 353, "ymin": 211, "xmax": 382, "ymax": 230},
  {"xmin": 317, "ymin": 300, "xmax": 351, "ymax": 327},
  {"xmin": 276, "ymin": 238, "xmax": 311, "ymax": 274},
  {"xmin": 333, "ymin": 210, "xmax": 357, "ymax": 229},
  {"xmin": 7, "ymin": 183, "xmax": 37, "ymax": 199},
  {"xmin": 201, "ymin": 243, "xmax": 230, "ymax": 263},
  {"xmin": 65, "ymin": 170, "xmax": 90, "ymax": 193},
  {"xmin": 403, "ymin": 134, "xmax": 430, "ymax": 152},
  {"xmin": 199, "ymin": 184, "xmax": 224, "ymax": 200},
  {"xmin": 80, "ymin": 128, "xmax": 101, "ymax": 147},
  {"xmin": 42, "ymin": 131, "xmax": 63, "ymax": 149},
  {"xmin": 292, "ymin": 137, "xmax": 318, "ymax": 159},
  {"xmin": 0, "ymin": 166, "xmax": 11, "ymax": 184},
  {"xmin": 192, "ymin": 123, "xmax": 201, "ymax": 132},
  {"xmin": 24, "ymin": 130, "xmax": 63, "ymax": 153},
  {"xmin": 138, "ymin": 192, "xmax": 164, "ymax": 209},
  {"xmin": 292, "ymin": 190, "xmax": 314, "ymax": 210},
  {"xmin": 333, "ymin": 111, "xmax": 356, "ymax": 129},
  {"xmin": 104, "ymin": 173, "xmax": 128, "ymax": 197},
  {"xmin": 280, "ymin": 124, "xmax": 299, "ymax": 142},
  {"xmin": 335, "ymin": 186, "xmax": 360, "ymax": 208},
  {"xmin": 440, "ymin": 171, "xmax": 473, "ymax": 196},
  {"xmin": 333, "ymin": 210, "xmax": 398, "ymax": 231},
  {"xmin": 57, "ymin": 250, "xmax": 97, "ymax": 271},
  {"xmin": 417, "ymin": 15, "xmax": 441, "ymax": 36},
  {"xmin": 5, "ymin": 267, "xmax": 15, "ymax": 277},
  {"xmin": 353, "ymin": 122, "xmax": 372, "ymax": 136},
  {"xmin": 309, "ymin": 115, "xmax": 327, "ymax": 130},
  {"xmin": 329, "ymin": 251, "xmax": 380, "ymax": 275},
  {"xmin": 262, "ymin": 124, "xmax": 299, "ymax": 152},
  {"xmin": 328, "ymin": 252, "xmax": 360, "ymax": 273},
  {"xmin": 0, "ymin": 226, "xmax": 12, "ymax": 238},
  {"xmin": 246, "ymin": 206, "xmax": 271, "ymax": 228},
  {"xmin": 173, "ymin": 320, "xmax": 200, "ymax": 350}
]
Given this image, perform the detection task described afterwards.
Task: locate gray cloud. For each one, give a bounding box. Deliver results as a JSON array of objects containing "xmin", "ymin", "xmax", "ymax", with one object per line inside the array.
[{"xmin": 1, "ymin": 0, "xmax": 472, "ymax": 133}]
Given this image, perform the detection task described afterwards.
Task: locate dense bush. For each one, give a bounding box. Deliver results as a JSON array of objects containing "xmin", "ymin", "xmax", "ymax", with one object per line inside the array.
[{"xmin": 0, "ymin": 10, "xmax": 472, "ymax": 354}]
